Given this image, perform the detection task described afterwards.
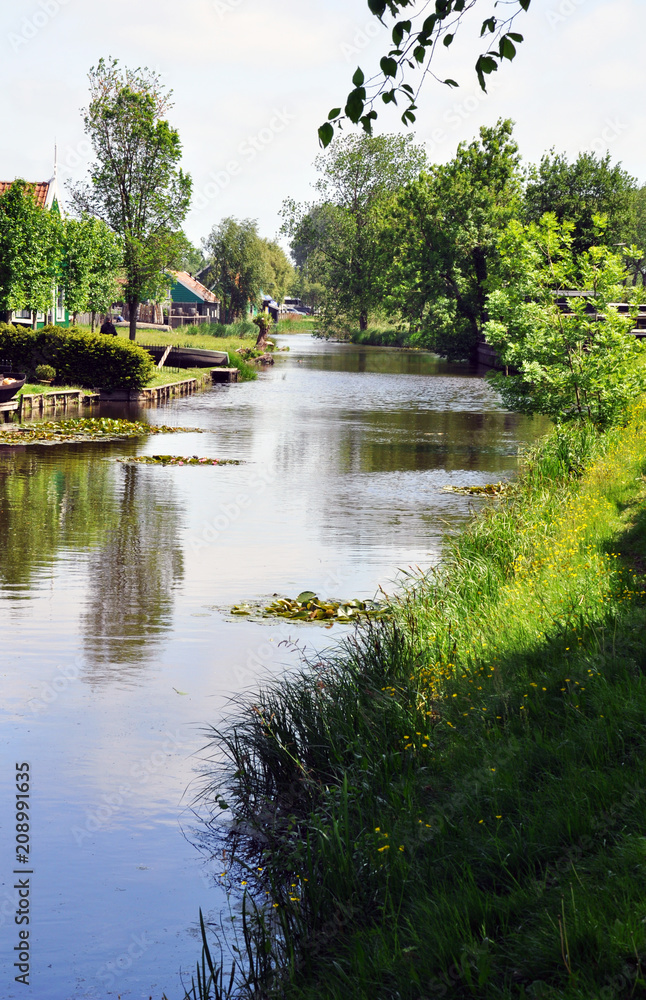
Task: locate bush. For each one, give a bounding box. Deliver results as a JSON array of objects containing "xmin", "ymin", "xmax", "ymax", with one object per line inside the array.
[
  {"xmin": 34, "ymin": 364, "xmax": 56, "ymax": 381},
  {"xmin": 0, "ymin": 324, "xmax": 155, "ymax": 390}
]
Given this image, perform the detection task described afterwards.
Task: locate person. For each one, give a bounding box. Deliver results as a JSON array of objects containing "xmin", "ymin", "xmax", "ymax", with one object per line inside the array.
[{"xmin": 100, "ymin": 316, "xmax": 117, "ymax": 336}]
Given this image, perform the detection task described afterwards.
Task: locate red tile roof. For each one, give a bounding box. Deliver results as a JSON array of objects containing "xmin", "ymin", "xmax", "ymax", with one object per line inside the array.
[
  {"xmin": 172, "ymin": 271, "xmax": 220, "ymax": 304},
  {"xmin": 0, "ymin": 180, "xmax": 53, "ymax": 207}
]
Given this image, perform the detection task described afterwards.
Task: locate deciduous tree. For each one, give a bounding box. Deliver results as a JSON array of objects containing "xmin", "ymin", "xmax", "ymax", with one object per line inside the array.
[
  {"xmin": 383, "ymin": 118, "xmax": 522, "ymax": 360},
  {"xmin": 70, "ymin": 57, "xmax": 192, "ymax": 340},
  {"xmin": 0, "ymin": 181, "xmax": 60, "ymax": 327},
  {"xmin": 524, "ymin": 151, "xmax": 638, "ymax": 256},
  {"xmin": 283, "ymin": 133, "xmax": 426, "ymax": 330},
  {"xmin": 201, "ymin": 217, "xmax": 266, "ymax": 322},
  {"xmin": 484, "ymin": 214, "xmax": 646, "ymax": 426},
  {"xmin": 60, "ymin": 216, "xmax": 122, "ymax": 327}
]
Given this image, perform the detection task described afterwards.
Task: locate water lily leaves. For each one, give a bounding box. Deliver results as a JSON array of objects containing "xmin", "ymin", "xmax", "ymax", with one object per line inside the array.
[
  {"xmin": 117, "ymin": 455, "xmax": 242, "ymax": 467},
  {"xmin": 441, "ymin": 482, "xmax": 509, "ymax": 497},
  {"xmin": 0, "ymin": 417, "xmax": 202, "ymax": 448},
  {"xmin": 259, "ymin": 594, "xmax": 387, "ymax": 623}
]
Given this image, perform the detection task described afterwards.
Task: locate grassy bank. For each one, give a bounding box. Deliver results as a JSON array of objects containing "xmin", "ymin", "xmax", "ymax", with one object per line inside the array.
[
  {"xmin": 275, "ymin": 316, "xmax": 318, "ymax": 334},
  {"xmin": 313, "ymin": 320, "xmax": 413, "ymax": 347},
  {"xmin": 190, "ymin": 404, "xmax": 646, "ymax": 1000},
  {"xmin": 114, "ymin": 328, "xmax": 258, "ymax": 381}
]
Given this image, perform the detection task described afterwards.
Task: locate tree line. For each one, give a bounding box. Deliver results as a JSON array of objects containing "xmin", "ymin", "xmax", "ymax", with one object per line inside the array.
[{"xmin": 282, "ymin": 119, "xmax": 646, "ymax": 365}]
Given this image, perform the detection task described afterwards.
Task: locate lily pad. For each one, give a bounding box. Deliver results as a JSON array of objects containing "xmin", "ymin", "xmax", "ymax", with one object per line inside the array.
[
  {"xmin": 441, "ymin": 482, "xmax": 509, "ymax": 497},
  {"xmin": 0, "ymin": 417, "xmax": 203, "ymax": 448},
  {"xmin": 117, "ymin": 455, "xmax": 243, "ymax": 467}
]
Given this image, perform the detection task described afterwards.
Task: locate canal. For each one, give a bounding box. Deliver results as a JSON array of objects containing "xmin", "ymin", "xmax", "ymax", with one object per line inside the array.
[{"xmin": 0, "ymin": 336, "xmax": 548, "ymax": 998}]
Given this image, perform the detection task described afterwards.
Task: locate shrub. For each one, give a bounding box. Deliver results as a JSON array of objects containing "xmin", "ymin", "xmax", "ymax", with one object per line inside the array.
[
  {"xmin": 0, "ymin": 324, "xmax": 155, "ymax": 390},
  {"xmin": 34, "ymin": 364, "xmax": 56, "ymax": 381}
]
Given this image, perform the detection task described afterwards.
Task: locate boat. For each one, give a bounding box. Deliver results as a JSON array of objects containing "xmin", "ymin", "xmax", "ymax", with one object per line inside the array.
[
  {"xmin": 140, "ymin": 345, "xmax": 229, "ymax": 368},
  {"xmin": 0, "ymin": 373, "xmax": 26, "ymax": 403}
]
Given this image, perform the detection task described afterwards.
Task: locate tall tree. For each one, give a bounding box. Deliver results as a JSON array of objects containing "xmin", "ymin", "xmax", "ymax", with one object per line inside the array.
[
  {"xmin": 383, "ymin": 118, "xmax": 522, "ymax": 360},
  {"xmin": 258, "ymin": 239, "xmax": 294, "ymax": 304},
  {"xmin": 60, "ymin": 216, "xmax": 122, "ymax": 326},
  {"xmin": 201, "ymin": 217, "xmax": 266, "ymax": 322},
  {"xmin": 0, "ymin": 181, "xmax": 60, "ymax": 327},
  {"xmin": 283, "ymin": 133, "xmax": 427, "ymax": 330},
  {"xmin": 524, "ymin": 151, "xmax": 638, "ymax": 256},
  {"xmin": 320, "ymin": 0, "xmax": 531, "ymax": 145},
  {"xmin": 70, "ymin": 57, "xmax": 192, "ymax": 340}
]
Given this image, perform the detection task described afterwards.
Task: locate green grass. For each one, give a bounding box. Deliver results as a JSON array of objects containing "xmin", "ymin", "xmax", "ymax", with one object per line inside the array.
[
  {"xmin": 115, "ymin": 326, "xmax": 259, "ymax": 380},
  {"xmin": 312, "ymin": 319, "xmax": 413, "ymax": 347},
  {"xmin": 275, "ymin": 316, "xmax": 318, "ymax": 334},
  {"xmin": 184, "ymin": 404, "xmax": 646, "ymax": 1000},
  {"xmin": 18, "ymin": 383, "xmax": 96, "ymax": 396}
]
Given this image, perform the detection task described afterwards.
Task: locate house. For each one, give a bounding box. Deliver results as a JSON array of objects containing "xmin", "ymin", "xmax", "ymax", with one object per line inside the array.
[
  {"xmin": 0, "ymin": 172, "xmax": 73, "ymax": 328},
  {"xmin": 165, "ymin": 271, "xmax": 221, "ymax": 327},
  {"xmin": 261, "ymin": 294, "xmax": 280, "ymax": 324}
]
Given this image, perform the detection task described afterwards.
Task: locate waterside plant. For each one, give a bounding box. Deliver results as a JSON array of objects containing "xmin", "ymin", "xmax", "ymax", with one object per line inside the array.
[
  {"xmin": 0, "ymin": 417, "xmax": 201, "ymax": 446},
  {"xmin": 179, "ymin": 402, "xmax": 646, "ymax": 1000}
]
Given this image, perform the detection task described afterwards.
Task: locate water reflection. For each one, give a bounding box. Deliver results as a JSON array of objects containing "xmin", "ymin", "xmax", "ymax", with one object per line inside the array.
[
  {"xmin": 0, "ymin": 444, "xmax": 124, "ymax": 597},
  {"xmin": 81, "ymin": 462, "xmax": 184, "ymax": 677}
]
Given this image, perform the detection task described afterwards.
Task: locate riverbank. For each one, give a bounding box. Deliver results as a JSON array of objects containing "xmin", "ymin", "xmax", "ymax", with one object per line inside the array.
[{"xmin": 195, "ymin": 403, "xmax": 646, "ymax": 1000}]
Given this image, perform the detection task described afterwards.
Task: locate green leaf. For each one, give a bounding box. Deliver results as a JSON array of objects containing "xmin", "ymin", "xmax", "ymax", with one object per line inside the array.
[
  {"xmin": 443, "ymin": 78, "xmax": 459, "ymax": 88},
  {"xmin": 297, "ymin": 590, "xmax": 318, "ymax": 603},
  {"xmin": 421, "ymin": 14, "xmax": 437, "ymax": 34},
  {"xmin": 360, "ymin": 111, "xmax": 378, "ymax": 133},
  {"xmin": 380, "ymin": 56, "xmax": 398, "ymax": 77},
  {"xmin": 519, "ymin": 0, "xmax": 531, "ymax": 10},
  {"xmin": 475, "ymin": 54, "xmax": 498, "ymax": 89},
  {"xmin": 499, "ymin": 35, "xmax": 517, "ymax": 60},
  {"xmin": 352, "ymin": 66, "xmax": 365, "ymax": 87},
  {"xmin": 443, "ymin": 32, "xmax": 454, "ymax": 47},
  {"xmin": 392, "ymin": 19, "xmax": 411, "ymax": 45},
  {"xmin": 327, "ymin": 107, "xmax": 342, "ymax": 120},
  {"xmin": 480, "ymin": 16, "xmax": 496, "ymax": 35},
  {"xmin": 413, "ymin": 45, "xmax": 426, "ymax": 63},
  {"xmin": 345, "ymin": 88, "xmax": 365, "ymax": 123},
  {"xmin": 318, "ymin": 122, "xmax": 334, "ymax": 148}
]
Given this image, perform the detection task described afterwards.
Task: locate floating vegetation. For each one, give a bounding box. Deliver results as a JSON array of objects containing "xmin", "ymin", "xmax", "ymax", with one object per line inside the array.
[
  {"xmin": 118, "ymin": 454, "xmax": 242, "ymax": 466},
  {"xmin": 231, "ymin": 590, "xmax": 387, "ymax": 624},
  {"xmin": 0, "ymin": 417, "xmax": 202, "ymax": 447},
  {"xmin": 441, "ymin": 482, "xmax": 510, "ymax": 497}
]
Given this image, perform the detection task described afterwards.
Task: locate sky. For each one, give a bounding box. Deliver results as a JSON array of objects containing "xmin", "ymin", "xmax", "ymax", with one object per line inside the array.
[{"xmin": 1, "ymin": 0, "xmax": 644, "ymax": 247}]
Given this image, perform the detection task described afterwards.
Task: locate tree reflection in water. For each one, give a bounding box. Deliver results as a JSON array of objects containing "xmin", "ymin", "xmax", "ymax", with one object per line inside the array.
[{"xmin": 81, "ymin": 462, "xmax": 183, "ymax": 677}]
